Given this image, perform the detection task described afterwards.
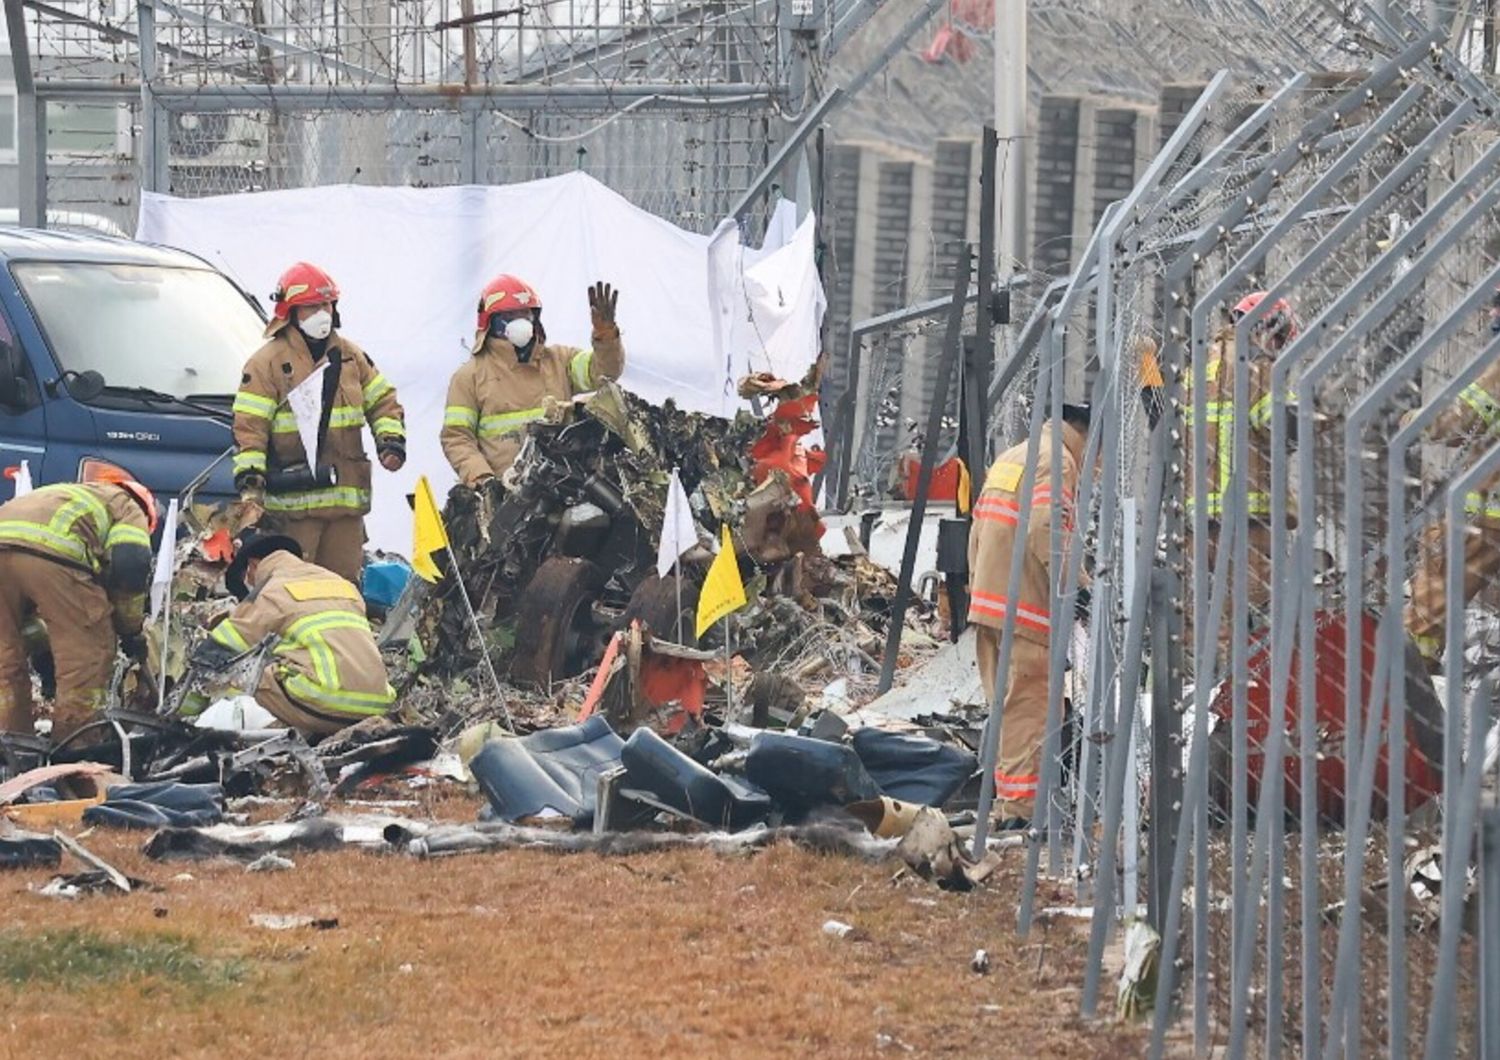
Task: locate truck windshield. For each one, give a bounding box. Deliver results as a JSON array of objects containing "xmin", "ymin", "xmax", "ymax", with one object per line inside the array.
[{"xmin": 12, "ymin": 261, "xmax": 264, "ymax": 400}]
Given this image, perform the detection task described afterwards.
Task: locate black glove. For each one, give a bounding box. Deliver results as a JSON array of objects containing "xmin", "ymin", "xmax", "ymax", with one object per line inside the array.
[
  {"xmin": 1073, "ymin": 587, "xmax": 1091, "ymax": 625},
  {"xmin": 190, "ymin": 639, "xmax": 242, "ymax": 671},
  {"xmin": 120, "ymin": 633, "xmax": 149, "ymax": 663},
  {"xmin": 234, "ymin": 469, "xmax": 266, "ymax": 493},
  {"xmin": 377, "ymin": 438, "xmax": 407, "ymax": 466}
]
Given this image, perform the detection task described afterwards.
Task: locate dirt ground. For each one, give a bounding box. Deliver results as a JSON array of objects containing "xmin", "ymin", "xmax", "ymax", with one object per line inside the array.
[{"xmin": 0, "ymin": 794, "xmax": 1144, "ymax": 1059}]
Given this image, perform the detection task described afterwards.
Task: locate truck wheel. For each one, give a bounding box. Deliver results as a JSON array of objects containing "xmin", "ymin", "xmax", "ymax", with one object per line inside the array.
[{"xmin": 512, "ymin": 557, "xmax": 606, "ymax": 685}]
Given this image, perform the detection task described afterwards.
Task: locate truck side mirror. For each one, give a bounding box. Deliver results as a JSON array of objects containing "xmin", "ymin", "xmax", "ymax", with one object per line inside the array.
[{"xmin": 64, "ymin": 370, "xmax": 105, "ymax": 403}]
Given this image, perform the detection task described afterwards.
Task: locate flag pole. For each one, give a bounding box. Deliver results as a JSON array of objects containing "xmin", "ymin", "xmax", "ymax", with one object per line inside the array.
[
  {"xmin": 725, "ymin": 613, "xmax": 734, "ymax": 721},
  {"xmin": 675, "ymin": 561, "xmax": 683, "ymax": 643},
  {"xmin": 449, "ymin": 562, "xmax": 515, "ymax": 733}
]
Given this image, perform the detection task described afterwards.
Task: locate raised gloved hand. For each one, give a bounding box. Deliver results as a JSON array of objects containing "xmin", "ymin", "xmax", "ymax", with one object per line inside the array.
[{"xmin": 588, "ymin": 281, "xmax": 619, "ymax": 333}]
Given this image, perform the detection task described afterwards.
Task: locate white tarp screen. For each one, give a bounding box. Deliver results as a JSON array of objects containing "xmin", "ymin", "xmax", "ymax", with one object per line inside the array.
[{"xmin": 136, "ymin": 172, "xmax": 824, "ymax": 553}]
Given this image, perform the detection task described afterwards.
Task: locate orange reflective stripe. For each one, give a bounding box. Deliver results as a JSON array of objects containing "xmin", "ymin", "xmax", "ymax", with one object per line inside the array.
[
  {"xmin": 968, "ymin": 590, "xmax": 1051, "ymax": 632},
  {"xmin": 996, "ymin": 770, "xmax": 1039, "ymax": 797}
]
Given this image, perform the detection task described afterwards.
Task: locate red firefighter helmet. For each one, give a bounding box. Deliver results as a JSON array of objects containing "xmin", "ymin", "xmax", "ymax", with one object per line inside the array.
[
  {"xmin": 116, "ymin": 480, "xmax": 160, "ymax": 534},
  {"xmin": 1231, "ymin": 290, "xmax": 1297, "ymax": 347},
  {"xmin": 476, "ymin": 274, "xmax": 542, "ymax": 331},
  {"xmin": 270, "ymin": 262, "xmax": 340, "ymax": 322}
]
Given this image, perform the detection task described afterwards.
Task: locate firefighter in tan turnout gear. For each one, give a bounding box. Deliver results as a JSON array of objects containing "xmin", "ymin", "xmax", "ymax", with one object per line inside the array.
[
  {"xmin": 967, "ymin": 404, "xmax": 1089, "ymax": 827},
  {"xmin": 441, "ymin": 275, "xmax": 626, "ymax": 486},
  {"xmin": 1183, "ymin": 291, "xmax": 1298, "ymax": 651},
  {"xmin": 1406, "ymin": 288, "xmax": 1500, "ymax": 665},
  {"xmin": 232, "ymin": 262, "xmax": 407, "ymax": 587},
  {"xmin": 0, "ymin": 480, "xmax": 159, "ymax": 736},
  {"xmin": 193, "ymin": 530, "xmax": 394, "ymax": 737}
]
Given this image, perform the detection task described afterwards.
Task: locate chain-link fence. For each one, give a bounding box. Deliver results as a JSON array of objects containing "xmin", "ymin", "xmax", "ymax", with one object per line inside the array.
[{"xmin": 964, "ymin": 4, "xmax": 1500, "ymax": 1055}]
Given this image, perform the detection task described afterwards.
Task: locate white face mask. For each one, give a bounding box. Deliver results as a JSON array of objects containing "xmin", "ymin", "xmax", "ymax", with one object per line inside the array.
[
  {"xmin": 503, "ymin": 317, "xmax": 535, "ymax": 349},
  {"xmin": 299, "ymin": 309, "xmax": 333, "ymax": 341}
]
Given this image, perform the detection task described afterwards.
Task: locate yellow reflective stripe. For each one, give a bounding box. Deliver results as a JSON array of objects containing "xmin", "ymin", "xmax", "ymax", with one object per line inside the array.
[
  {"xmin": 1248, "ymin": 394, "xmax": 1274, "ymax": 429},
  {"xmin": 279, "ymin": 611, "xmax": 375, "ymax": 698},
  {"xmin": 362, "ymin": 373, "xmax": 394, "ymax": 406},
  {"xmin": 0, "ymin": 521, "xmax": 91, "ymax": 565},
  {"xmin": 371, "ymin": 417, "xmax": 405, "ymax": 439},
  {"xmin": 283, "ymin": 673, "xmax": 394, "ymax": 716},
  {"xmin": 478, "ymin": 408, "xmax": 543, "ymax": 438},
  {"xmin": 211, "ymin": 619, "xmax": 252, "ymax": 653},
  {"xmin": 106, "ymin": 524, "xmax": 150, "ymax": 549},
  {"xmin": 1465, "ymin": 491, "xmax": 1500, "ymax": 519},
  {"xmin": 1461, "ymin": 383, "xmax": 1500, "ymax": 431},
  {"xmin": 569, "ymin": 349, "xmax": 595, "ymax": 391},
  {"xmin": 51, "ymin": 485, "xmax": 108, "ymax": 536},
  {"xmin": 1186, "ymin": 493, "xmax": 1270, "ymax": 519},
  {"xmin": 272, "ymin": 406, "xmax": 363, "ymax": 433},
  {"xmin": 1183, "ymin": 400, "xmax": 1234, "ymax": 427},
  {"xmin": 233, "ymin": 450, "xmax": 267, "ymax": 473},
  {"xmin": 233, "ymin": 391, "xmax": 277, "ymax": 419},
  {"xmin": 264, "ymin": 487, "xmax": 371, "ymax": 513},
  {"xmin": 444, "ymin": 406, "xmax": 478, "ymax": 430}
]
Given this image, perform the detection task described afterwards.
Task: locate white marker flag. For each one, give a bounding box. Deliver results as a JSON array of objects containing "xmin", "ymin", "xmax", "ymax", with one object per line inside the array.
[
  {"xmin": 150, "ymin": 497, "xmax": 180, "ymax": 619},
  {"xmin": 656, "ymin": 467, "xmax": 697, "ymax": 579},
  {"xmin": 285, "ymin": 362, "xmax": 329, "ymax": 472},
  {"xmin": 12, "ymin": 460, "xmax": 32, "ymax": 498}
]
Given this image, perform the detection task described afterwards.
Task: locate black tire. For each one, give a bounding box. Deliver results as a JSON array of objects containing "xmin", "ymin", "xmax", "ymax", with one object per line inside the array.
[
  {"xmin": 511, "ymin": 557, "xmax": 607, "ymax": 685},
  {"xmin": 621, "ymin": 574, "xmax": 700, "ymax": 646}
]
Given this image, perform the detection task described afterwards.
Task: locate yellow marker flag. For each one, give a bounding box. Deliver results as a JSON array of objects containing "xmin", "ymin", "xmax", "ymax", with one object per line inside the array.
[
  {"xmin": 412, "ymin": 475, "xmax": 451, "ymax": 583},
  {"xmin": 956, "ymin": 458, "xmax": 972, "ymax": 516},
  {"xmin": 695, "ymin": 524, "xmax": 747, "ymax": 639}
]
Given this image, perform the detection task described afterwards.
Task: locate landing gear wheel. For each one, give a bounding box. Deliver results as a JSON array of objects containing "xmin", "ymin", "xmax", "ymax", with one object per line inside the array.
[
  {"xmin": 512, "ymin": 557, "xmax": 607, "ymax": 685},
  {"xmin": 622, "ymin": 574, "xmax": 700, "ymax": 645}
]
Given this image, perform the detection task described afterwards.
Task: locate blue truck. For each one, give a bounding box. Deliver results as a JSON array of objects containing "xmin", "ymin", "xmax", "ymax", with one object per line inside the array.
[{"xmin": 0, "ymin": 229, "xmax": 266, "ymax": 507}]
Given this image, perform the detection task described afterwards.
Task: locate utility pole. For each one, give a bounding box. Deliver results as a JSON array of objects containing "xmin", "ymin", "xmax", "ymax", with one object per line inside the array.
[{"xmin": 994, "ymin": 0, "xmax": 1028, "ymax": 282}]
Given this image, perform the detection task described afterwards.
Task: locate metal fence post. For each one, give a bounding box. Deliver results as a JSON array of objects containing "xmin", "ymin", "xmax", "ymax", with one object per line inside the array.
[
  {"xmin": 137, "ymin": 1, "xmax": 170, "ymax": 194},
  {"xmin": 4, "ymin": 0, "xmax": 45, "ymax": 228}
]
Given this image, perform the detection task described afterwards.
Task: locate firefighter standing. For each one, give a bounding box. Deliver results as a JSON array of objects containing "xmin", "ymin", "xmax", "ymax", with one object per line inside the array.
[
  {"xmin": 968, "ymin": 404, "xmax": 1089, "ymax": 827},
  {"xmin": 441, "ymin": 276, "xmax": 625, "ymax": 486},
  {"xmin": 193, "ymin": 530, "xmax": 394, "ymax": 737},
  {"xmin": 232, "ymin": 262, "xmax": 406, "ymax": 587},
  {"xmin": 1184, "ymin": 292, "xmax": 1298, "ymax": 646},
  {"xmin": 0, "ymin": 481, "xmax": 158, "ymax": 735},
  {"xmin": 1405, "ymin": 290, "xmax": 1500, "ymax": 664}
]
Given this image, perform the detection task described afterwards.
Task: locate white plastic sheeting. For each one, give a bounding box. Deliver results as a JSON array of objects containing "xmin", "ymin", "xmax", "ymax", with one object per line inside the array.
[{"xmin": 136, "ymin": 172, "xmax": 824, "ymax": 553}]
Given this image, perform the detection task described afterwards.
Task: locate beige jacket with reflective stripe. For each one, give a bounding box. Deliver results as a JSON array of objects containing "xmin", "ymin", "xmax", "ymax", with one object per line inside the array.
[
  {"xmin": 966, "ymin": 422, "xmax": 1084, "ymax": 646},
  {"xmin": 232, "ymin": 328, "xmax": 406, "ymax": 520},
  {"xmin": 1429, "ymin": 355, "xmax": 1500, "ymax": 523},
  {"xmin": 1183, "ymin": 329, "xmax": 1291, "ymax": 526},
  {"xmin": 209, "ymin": 550, "xmax": 393, "ymax": 722},
  {"xmin": 441, "ymin": 327, "xmax": 625, "ymax": 485},
  {"xmin": 0, "ymin": 482, "xmax": 151, "ymax": 634}
]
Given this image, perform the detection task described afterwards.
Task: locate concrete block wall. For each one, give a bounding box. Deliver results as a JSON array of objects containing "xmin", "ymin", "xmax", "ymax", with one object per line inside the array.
[
  {"xmin": 870, "ymin": 159, "xmax": 916, "ymax": 457},
  {"xmin": 1032, "ymin": 96, "xmax": 1084, "ymax": 281}
]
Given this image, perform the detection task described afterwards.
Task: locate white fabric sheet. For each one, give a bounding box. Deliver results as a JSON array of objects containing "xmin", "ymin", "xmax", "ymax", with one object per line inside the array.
[{"xmin": 137, "ymin": 172, "xmax": 824, "ymax": 553}]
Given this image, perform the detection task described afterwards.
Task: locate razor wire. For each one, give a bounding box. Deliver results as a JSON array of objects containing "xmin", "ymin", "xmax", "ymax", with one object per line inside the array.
[{"xmin": 972, "ymin": 13, "xmax": 1500, "ymax": 1055}]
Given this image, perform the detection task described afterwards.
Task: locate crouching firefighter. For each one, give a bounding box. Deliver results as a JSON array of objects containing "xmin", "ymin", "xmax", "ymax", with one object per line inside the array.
[
  {"xmin": 0, "ymin": 481, "xmax": 158, "ymax": 736},
  {"xmin": 967, "ymin": 404, "xmax": 1089, "ymax": 828},
  {"xmin": 193, "ymin": 530, "xmax": 395, "ymax": 737},
  {"xmin": 441, "ymin": 275, "xmax": 625, "ymax": 487},
  {"xmin": 233, "ymin": 262, "xmax": 407, "ymax": 587}
]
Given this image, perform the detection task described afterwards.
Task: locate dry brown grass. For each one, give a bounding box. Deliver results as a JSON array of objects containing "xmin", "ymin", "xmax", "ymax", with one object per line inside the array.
[{"xmin": 0, "ymin": 798, "xmax": 1142, "ymax": 1059}]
